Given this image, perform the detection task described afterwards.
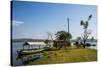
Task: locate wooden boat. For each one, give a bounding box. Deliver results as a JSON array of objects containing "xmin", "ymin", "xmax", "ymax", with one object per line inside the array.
[{"xmin": 17, "ymin": 49, "xmax": 44, "ymax": 55}]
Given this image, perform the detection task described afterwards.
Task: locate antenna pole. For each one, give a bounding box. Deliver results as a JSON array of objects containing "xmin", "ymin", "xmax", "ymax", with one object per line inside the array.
[{"xmin": 67, "ymin": 18, "xmax": 69, "ymax": 33}]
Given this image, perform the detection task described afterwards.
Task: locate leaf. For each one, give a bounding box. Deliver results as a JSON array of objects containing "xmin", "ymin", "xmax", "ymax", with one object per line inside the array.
[
  {"xmin": 80, "ymin": 20, "xmax": 84, "ymax": 25},
  {"xmin": 88, "ymin": 14, "xmax": 92, "ymax": 21}
]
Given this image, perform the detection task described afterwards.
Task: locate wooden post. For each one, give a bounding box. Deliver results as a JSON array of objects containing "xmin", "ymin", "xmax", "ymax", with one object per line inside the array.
[
  {"xmin": 39, "ymin": 45, "xmax": 40, "ymax": 49},
  {"xmin": 28, "ymin": 46, "xmax": 29, "ymax": 50}
]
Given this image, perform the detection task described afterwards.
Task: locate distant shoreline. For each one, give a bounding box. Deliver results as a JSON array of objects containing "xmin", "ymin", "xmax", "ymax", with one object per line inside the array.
[{"xmin": 12, "ymin": 39, "xmax": 97, "ymax": 43}]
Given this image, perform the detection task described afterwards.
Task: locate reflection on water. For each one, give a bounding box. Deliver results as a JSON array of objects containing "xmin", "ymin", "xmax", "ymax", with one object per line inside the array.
[
  {"xmin": 12, "ymin": 42, "xmax": 44, "ymax": 66},
  {"xmin": 85, "ymin": 41, "xmax": 97, "ymax": 49},
  {"xmin": 16, "ymin": 53, "xmax": 43, "ymax": 65}
]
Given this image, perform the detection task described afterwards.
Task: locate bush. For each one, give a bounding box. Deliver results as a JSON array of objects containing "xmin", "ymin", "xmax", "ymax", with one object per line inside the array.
[{"xmin": 43, "ymin": 47, "xmax": 51, "ymax": 51}]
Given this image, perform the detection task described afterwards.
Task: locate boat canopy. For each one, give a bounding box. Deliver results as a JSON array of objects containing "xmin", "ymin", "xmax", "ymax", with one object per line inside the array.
[{"xmin": 24, "ymin": 42, "xmax": 47, "ymax": 46}]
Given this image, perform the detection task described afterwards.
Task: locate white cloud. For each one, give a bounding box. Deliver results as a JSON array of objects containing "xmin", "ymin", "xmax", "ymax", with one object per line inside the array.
[{"xmin": 12, "ymin": 20, "xmax": 24, "ymax": 26}]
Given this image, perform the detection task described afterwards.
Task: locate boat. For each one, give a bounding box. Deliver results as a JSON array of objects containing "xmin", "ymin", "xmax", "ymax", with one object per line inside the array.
[{"xmin": 17, "ymin": 49, "xmax": 44, "ymax": 55}]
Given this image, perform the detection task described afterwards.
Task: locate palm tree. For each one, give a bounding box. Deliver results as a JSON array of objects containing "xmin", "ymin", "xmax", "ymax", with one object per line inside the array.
[{"xmin": 80, "ymin": 14, "xmax": 92, "ymax": 48}]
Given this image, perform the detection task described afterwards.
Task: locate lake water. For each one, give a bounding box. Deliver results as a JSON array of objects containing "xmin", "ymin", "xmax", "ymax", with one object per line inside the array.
[
  {"xmin": 11, "ymin": 41, "xmax": 97, "ymax": 66},
  {"xmin": 11, "ymin": 42, "xmax": 45, "ymax": 66},
  {"xmin": 86, "ymin": 42, "xmax": 97, "ymax": 49}
]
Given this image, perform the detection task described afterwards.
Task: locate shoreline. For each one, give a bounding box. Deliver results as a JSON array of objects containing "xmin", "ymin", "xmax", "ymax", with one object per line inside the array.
[{"xmin": 23, "ymin": 48, "xmax": 97, "ymax": 65}]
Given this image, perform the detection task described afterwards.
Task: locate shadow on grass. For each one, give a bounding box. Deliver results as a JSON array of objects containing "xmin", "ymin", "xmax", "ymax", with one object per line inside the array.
[{"xmin": 23, "ymin": 56, "xmax": 40, "ymax": 65}]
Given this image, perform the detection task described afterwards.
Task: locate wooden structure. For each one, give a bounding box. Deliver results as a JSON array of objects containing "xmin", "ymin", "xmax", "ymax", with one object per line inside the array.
[
  {"xmin": 46, "ymin": 32, "xmax": 71, "ymax": 49},
  {"xmin": 17, "ymin": 42, "xmax": 47, "ymax": 56},
  {"xmin": 53, "ymin": 40, "xmax": 71, "ymax": 49},
  {"xmin": 23, "ymin": 42, "xmax": 47, "ymax": 49}
]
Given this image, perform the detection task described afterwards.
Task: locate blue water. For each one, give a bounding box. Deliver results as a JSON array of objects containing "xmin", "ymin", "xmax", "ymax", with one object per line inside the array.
[
  {"xmin": 12, "ymin": 42, "xmax": 45, "ymax": 66},
  {"xmin": 86, "ymin": 41, "xmax": 97, "ymax": 49},
  {"xmin": 12, "ymin": 42, "xmax": 23, "ymax": 66}
]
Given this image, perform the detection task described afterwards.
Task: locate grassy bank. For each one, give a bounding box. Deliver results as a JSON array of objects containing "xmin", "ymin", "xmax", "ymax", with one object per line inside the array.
[{"xmin": 26, "ymin": 48, "xmax": 97, "ymax": 65}]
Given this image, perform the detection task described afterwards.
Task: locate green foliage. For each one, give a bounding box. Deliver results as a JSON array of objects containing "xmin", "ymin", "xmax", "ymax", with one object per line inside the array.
[
  {"xmin": 43, "ymin": 47, "xmax": 51, "ymax": 51},
  {"xmin": 76, "ymin": 37, "xmax": 81, "ymax": 40},
  {"xmin": 80, "ymin": 14, "xmax": 92, "ymax": 47},
  {"xmin": 55, "ymin": 31, "xmax": 72, "ymax": 40},
  {"xmin": 44, "ymin": 39, "xmax": 49, "ymax": 44},
  {"xmin": 91, "ymin": 36, "xmax": 95, "ymax": 41},
  {"xmin": 88, "ymin": 14, "xmax": 92, "ymax": 21}
]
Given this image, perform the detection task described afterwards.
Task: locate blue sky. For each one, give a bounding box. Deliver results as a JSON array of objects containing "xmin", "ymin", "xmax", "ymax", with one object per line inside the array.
[{"xmin": 12, "ymin": 1, "xmax": 97, "ymax": 39}]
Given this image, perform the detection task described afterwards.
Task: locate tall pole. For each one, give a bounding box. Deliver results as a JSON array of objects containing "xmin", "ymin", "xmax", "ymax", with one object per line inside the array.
[{"xmin": 67, "ymin": 18, "xmax": 69, "ymax": 33}]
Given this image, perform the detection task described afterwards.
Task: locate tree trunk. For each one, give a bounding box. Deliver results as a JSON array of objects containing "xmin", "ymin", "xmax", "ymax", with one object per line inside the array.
[{"xmin": 83, "ymin": 39, "xmax": 86, "ymax": 48}]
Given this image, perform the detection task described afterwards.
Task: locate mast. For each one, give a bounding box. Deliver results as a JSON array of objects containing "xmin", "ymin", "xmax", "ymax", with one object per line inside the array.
[{"xmin": 67, "ymin": 18, "xmax": 69, "ymax": 33}]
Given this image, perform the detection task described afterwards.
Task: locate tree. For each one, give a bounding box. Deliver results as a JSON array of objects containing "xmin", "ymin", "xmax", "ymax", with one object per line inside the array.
[
  {"xmin": 76, "ymin": 37, "xmax": 82, "ymax": 44},
  {"xmin": 76, "ymin": 37, "xmax": 81, "ymax": 40},
  {"xmin": 45, "ymin": 32, "xmax": 54, "ymax": 48},
  {"xmin": 55, "ymin": 31, "xmax": 72, "ymax": 40},
  {"xmin": 44, "ymin": 39, "xmax": 49, "ymax": 44},
  {"xmin": 80, "ymin": 14, "xmax": 92, "ymax": 48},
  {"xmin": 91, "ymin": 36, "xmax": 95, "ymax": 41}
]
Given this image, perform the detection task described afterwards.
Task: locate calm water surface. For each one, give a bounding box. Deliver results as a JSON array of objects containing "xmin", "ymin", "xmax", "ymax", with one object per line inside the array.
[{"xmin": 12, "ymin": 42, "xmax": 45, "ymax": 66}]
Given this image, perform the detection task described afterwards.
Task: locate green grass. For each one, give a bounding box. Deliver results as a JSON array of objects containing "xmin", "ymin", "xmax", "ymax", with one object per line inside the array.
[{"xmin": 26, "ymin": 48, "xmax": 97, "ymax": 65}]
